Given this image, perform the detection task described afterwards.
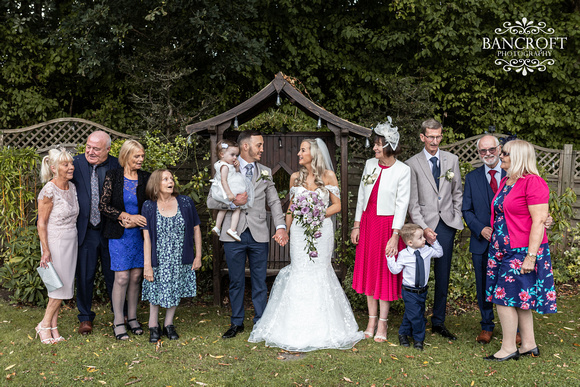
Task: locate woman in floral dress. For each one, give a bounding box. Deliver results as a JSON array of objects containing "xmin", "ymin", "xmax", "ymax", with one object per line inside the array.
[
  {"xmin": 142, "ymin": 169, "xmax": 202, "ymax": 342},
  {"xmin": 485, "ymin": 139, "xmax": 556, "ymax": 362}
]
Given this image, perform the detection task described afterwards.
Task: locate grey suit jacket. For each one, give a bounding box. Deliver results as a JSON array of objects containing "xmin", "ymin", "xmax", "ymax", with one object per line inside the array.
[
  {"xmin": 406, "ymin": 150, "xmax": 464, "ymax": 231},
  {"xmin": 207, "ymin": 163, "xmax": 285, "ymax": 243}
]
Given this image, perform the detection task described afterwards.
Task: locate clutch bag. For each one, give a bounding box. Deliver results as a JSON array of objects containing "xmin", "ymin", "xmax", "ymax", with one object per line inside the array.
[{"xmin": 37, "ymin": 262, "xmax": 64, "ymax": 292}]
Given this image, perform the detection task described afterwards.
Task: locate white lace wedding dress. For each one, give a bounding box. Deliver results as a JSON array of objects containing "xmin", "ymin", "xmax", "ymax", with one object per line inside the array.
[{"xmin": 248, "ymin": 185, "xmax": 364, "ymax": 352}]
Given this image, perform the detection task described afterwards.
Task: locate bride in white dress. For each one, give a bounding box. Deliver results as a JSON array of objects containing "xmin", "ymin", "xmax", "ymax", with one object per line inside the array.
[{"xmin": 248, "ymin": 138, "xmax": 364, "ymax": 352}]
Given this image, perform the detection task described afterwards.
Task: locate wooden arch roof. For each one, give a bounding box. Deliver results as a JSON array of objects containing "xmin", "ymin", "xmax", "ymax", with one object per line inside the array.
[{"xmin": 185, "ymin": 72, "xmax": 371, "ymax": 143}]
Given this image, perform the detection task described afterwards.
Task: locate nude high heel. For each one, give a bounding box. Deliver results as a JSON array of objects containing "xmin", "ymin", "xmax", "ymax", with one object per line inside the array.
[
  {"xmin": 364, "ymin": 316, "xmax": 378, "ymax": 339},
  {"xmin": 35, "ymin": 323, "xmax": 54, "ymax": 344},
  {"xmin": 374, "ymin": 318, "xmax": 388, "ymax": 343}
]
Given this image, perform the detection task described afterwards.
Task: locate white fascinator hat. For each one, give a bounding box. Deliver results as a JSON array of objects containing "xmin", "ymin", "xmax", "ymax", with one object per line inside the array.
[{"xmin": 374, "ymin": 116, "xmax": 399, "ymax": 150}]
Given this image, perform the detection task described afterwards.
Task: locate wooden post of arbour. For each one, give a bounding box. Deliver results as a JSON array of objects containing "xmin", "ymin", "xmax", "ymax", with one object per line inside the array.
[
  {"xmin": 560, "ymin": 144, "xmax": 574, "ymax": 195},
  {"xmin": 209, "ymin": 125, "xmax": 223, "ymax": 306},
  {"xmin": 340, "ymin": 128, "xmax": 349, "ymax": 280}
]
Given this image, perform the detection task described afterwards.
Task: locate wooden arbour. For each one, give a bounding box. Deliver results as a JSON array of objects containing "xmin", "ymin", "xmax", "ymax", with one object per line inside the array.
[{"xmin": 186, "ymin": 72, "xmax": 372, "ymax": 306}]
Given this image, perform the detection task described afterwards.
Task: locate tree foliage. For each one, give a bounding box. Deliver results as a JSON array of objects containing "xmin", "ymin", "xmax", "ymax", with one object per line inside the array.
[{"xmin": 0, "ymin": 0, "xmax": 578, "ymax": 147}]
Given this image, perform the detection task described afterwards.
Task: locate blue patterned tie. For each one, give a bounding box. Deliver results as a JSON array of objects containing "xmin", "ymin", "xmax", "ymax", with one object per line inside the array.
[
  {"xmin": 414, "ymin": 250, "xmax": 425, "ymax": 288},
  {"xmin": 89, "ymin": 165, "xmax": 100, "ymax": 226},
  {"xmin": 430, "ymin": 156, "xmax": 440, "ymax": 188},
  {"xmin": 245, "ymin": 164, "xmax": 254, "ymax": 182}
]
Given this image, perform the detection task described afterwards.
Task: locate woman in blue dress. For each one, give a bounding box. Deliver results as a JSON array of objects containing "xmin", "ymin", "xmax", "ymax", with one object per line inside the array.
[
  {"xmin": 485, "ymin": 139, "xmax": 556, "ymax": 361},
  {"xmin": 141, "ymin": 169, "xmax": 202, "ymax": 342},
  {"xmin": 100, "ymin": 140, "xmax": 150, "ymax": 340}
]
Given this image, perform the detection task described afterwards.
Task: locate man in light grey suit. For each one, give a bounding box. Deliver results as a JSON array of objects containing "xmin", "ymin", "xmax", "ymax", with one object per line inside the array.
[
  {"xmin": 207, "ymin": 131, "xmax": 288, "ymax": 339},
  {"xmin": 406, "ymin": 118, "xmax": 463, "ymax": 341}
]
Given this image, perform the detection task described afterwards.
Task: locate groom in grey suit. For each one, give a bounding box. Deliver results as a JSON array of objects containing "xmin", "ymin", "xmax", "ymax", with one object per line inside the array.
[
  {"xmin": 406, "ymin": 118, "xmax": 463, "ymax": 340},
  {"xmin": 207, "ymin": 131, "xmax": 288, "ymax": 338}
]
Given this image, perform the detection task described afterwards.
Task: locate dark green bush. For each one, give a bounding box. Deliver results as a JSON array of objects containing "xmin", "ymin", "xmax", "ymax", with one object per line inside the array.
[{"xmin": 0, "ymin": 226, "xmax": 46, "ymax": 306}]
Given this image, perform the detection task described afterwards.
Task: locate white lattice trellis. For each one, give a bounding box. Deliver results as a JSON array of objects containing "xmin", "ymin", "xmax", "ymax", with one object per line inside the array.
[
  {"xmin": 441, "ymin": 134, "xmax": 563, "ymax": 178},
  {"xmin": 0, "ymin": 118, "xmax": 136, "ymax": 153}
]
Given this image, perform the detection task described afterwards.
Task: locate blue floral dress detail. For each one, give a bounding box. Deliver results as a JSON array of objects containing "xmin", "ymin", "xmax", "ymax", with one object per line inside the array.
[
  {"xmin": 109, "ymin": 178, "xmax": 144, "ymax": 271},
  {"xmin": 485, "ymin": 183, "xmax": 557, "ymax": 314},
  {"xmin": 142, "ymin": 207, "xmax": 197, "ymax": 308}
]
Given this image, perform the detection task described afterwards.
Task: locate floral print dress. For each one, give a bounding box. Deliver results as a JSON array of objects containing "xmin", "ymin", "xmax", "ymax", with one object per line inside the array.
[
  {"xmin": 142, "ymin": 207, "xmax": 197, "ymax": 308},
  {"xmin": 485, "ymin": 183, "xmax": 557, "ymax": 314}
]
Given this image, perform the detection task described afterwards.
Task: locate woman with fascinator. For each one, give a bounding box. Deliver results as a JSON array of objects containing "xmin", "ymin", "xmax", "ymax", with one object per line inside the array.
[
  {"xmin": 351, "ymin": 117, "xmax": 411, "ymax": 342},
  {"xmin": 249, "ymin": 138, "xmax": 364, "ymax": 352}
]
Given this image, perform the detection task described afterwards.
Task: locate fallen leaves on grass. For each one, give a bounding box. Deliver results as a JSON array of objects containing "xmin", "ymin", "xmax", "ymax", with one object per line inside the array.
[
  {"xmin": 343, "ymin": 376, "xmax": 354, "ymax": 383},
  {"xmin": 4, "ymin": 364, "xmax": 15, "ymax": 371}
]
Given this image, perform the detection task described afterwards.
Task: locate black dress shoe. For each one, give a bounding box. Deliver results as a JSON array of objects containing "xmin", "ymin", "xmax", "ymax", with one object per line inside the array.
[
  {"xmin": 222, "ymin": 324, "xmax": 244, "ymax": 339},
  {"xmin": 163, "ymin": 325, "xmax": 179, "ymax": 340},
  {"xmin": 398, "ymin": 334, "xmax": 410, "ymax": 347},
  {"xmin": 484, "ymin": 351, "xmax": 520, "ymax": 362},
  {"xmin": 519, "ymin": 347, "xmax": 540, "ymax": 357},
  {"xmin": 432, "ymin": 325, "xmax": 457, "ymax": 340},
  {"xmin": 413, "ymin": 341, "xmax": 424, "ymax": 351},
  {"xmin": 149, "ymin": 325, "xmax": 161, "ymax": 343}
]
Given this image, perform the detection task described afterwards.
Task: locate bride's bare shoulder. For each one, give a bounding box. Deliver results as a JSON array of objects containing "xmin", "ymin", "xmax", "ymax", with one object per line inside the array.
[{"xmin": 322, "ymin": 170, "xmax": 338, "ymax": 185}]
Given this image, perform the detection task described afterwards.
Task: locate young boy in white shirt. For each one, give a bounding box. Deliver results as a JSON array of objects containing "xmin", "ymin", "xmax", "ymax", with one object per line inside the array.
[{"xmin": 387, "ymin": 223, "xmax": 443, "ymax": 350}]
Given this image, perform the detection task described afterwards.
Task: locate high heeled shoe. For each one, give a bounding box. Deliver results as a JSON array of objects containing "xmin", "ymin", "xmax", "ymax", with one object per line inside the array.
[
  {"xmin": 127, "ymin": 318, "xmax": 143, "ymax": 335},
  {"xmin": 364, "ymin": 316, "xmax": 378, "ymax": 339},
  {"xmin": 51, "ymin": 327, "xmax": 66, "ymax": 342},
  {"xmin": 374, "ymin": 318, "xmax": 388, "ymax": 343},
  {"xmin": 35, "ymin": 323, "xmax": 54, "ymax": 344},
  {"xmin": 113, "ymin": 323, "xmax": 129, "ymax": 340},
  {"xmin": 519, "ymin": 347, "xmax": 540, "ymax": 357},
  {"xmin": 484, "ymin": 350, "xmax": 520, "ymax": 361}
]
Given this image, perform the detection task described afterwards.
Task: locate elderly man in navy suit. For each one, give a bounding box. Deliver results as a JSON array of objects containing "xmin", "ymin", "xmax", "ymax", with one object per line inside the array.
[
  {"xmin": 71, "ymin": 131, "xmax": 120, "ymax": 334},
  {"xmin": 462, "ymin": 134, "xmax": 504, "ymax": 344}
]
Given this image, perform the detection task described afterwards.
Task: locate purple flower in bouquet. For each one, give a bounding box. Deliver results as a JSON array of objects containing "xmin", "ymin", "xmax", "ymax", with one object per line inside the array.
[{"xmin": 291, "ymin": 190, "xmax": 327, "ymax": 262}]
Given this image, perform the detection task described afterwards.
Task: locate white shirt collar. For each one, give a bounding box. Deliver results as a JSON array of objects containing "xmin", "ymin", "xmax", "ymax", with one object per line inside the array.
[
  {"xmin": 483, "ymin": 160, "xmax": 502, "ymax": 175},
  {"xmin": 423, "ymin": 148, "xmax": 440, "ymax": 163},
  {"xmin": 238, "ymin": 157, "xmax": 254, "ymax": 171}
]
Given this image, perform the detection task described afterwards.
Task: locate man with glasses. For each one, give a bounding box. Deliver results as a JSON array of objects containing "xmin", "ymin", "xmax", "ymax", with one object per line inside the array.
[
  {"xmin": 461, "ymin": 135, "xmax": 504, "ymax": 344},
  {"xmin": 406, "ymin": 118, "xmax": 463, "ymax": 341}
]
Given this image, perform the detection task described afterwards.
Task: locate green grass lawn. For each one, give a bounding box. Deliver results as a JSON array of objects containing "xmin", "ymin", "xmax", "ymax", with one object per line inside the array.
[{"xmin": 0, "ymin": 292, "xmax": 578, "ymax": 386}]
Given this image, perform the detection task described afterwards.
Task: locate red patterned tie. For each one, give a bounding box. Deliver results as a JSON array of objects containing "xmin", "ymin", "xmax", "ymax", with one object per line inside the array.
[{"xmin": 489, "ymin": 170, "xmax": 498, "ymax": 194}]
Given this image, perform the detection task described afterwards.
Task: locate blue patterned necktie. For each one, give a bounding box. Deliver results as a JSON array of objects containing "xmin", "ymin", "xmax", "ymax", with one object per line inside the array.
[
  {"xmin": 245, "ymin": 164, "xmax": 254, "ymax": 182},
  {"xmin": 430, "ymin": 156, "xmax": 440, "ymax": 188},
  {"xmin": 414, "ymin": 250, "xmax": 425, "ymax": 288},
  {"xmin": 89, "ymin": 165, "xmax": 100, "ymax": 226}
]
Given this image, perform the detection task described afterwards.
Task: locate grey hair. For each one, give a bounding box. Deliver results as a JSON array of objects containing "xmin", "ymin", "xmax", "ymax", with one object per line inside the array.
[
  {"xmin": 476, "ymin": 135, "xmax": 500, "ymax": 149},
  {"xmin": 421, "ymin": 118, "xmax": 442, "ymax": 134}
]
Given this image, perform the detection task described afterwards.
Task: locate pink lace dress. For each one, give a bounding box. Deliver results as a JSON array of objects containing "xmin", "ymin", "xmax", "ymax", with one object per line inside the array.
[{"xmin": 38, "ymin": 182, "xmax": 79, "ymax": 299}]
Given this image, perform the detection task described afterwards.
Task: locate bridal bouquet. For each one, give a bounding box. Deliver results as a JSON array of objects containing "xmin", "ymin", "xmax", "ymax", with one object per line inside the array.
[{"xmin": 289, "ymin": 190, "xmax": 326, "ymax": 260}]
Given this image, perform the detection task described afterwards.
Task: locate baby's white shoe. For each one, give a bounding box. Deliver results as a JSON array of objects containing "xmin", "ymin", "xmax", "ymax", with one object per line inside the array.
[
  {"xmin": 211, "ymin": 226, "xmax": 221, "ymax": 236},
  {"xmin": 226, "ymin": 229, "xmax": 242, "ymax": 242}
]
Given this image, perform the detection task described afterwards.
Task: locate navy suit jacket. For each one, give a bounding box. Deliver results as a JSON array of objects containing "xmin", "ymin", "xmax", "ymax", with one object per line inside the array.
[
  {"xmin": 72, "ymin": 154, "xmax": 120, "ymax": 246},
  {"xmin": 461, "ymin": 165, "xmax": 506, "ymax": 254}
]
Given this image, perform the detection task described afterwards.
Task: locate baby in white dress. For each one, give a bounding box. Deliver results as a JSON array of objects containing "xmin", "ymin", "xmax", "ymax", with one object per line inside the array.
[{"xmin": 210, "ymin": 140, "xmax": 253, "ymax": 241}]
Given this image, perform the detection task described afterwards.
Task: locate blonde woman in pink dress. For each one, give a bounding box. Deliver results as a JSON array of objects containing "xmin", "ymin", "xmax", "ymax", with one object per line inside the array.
[
  {"xmin": 36, "ymin": 148, "xmax": 80, "ymax": 344},
  {"xmin": 351, "ymin": 119, "xmax": 410, "ymax": 342}
]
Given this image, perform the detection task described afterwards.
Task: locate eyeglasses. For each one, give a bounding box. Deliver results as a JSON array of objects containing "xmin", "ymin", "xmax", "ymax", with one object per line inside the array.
[
  {"xmin": 423, "ymin": 135, "xmax": 443, "ymax": 142},
  {"xmin": 500, "ymin": 151, "xmax": 510, "ymax": 157},
  {"xmin": 478, "ymin": 146, "xmax": 498, "ymax": 155}
]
